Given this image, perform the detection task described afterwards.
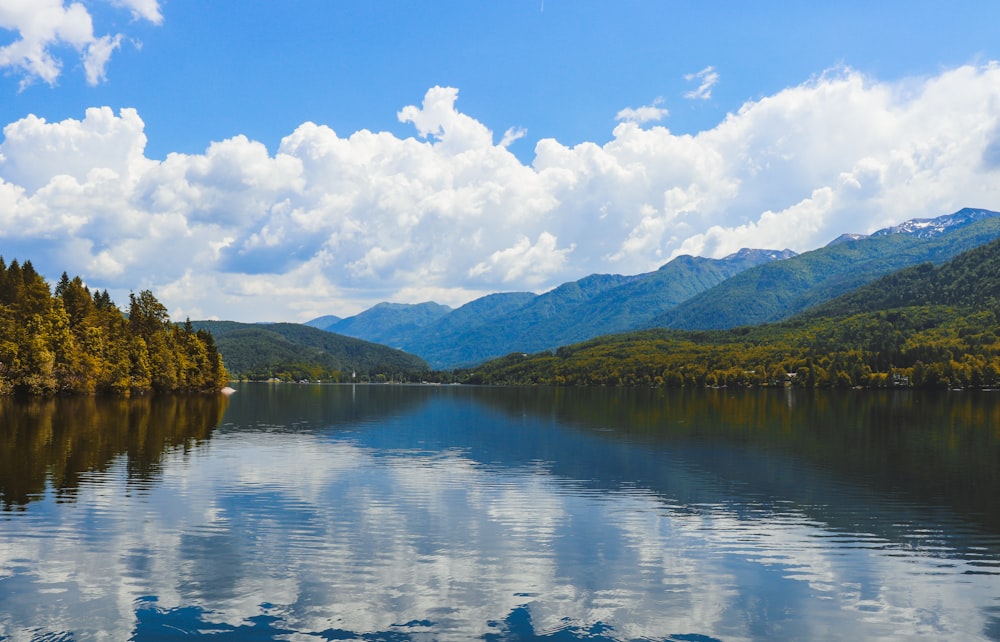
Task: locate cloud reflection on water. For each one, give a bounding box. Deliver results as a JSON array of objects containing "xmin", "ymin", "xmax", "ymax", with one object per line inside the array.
[{"xmin": 0, "ymin": 388, "xmax": 998, "ymax": 640}]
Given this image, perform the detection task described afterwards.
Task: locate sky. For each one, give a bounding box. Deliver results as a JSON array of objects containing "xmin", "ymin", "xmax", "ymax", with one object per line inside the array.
[{"xmin": 2, "ymin": 1, "xmax": 1000, "ymax": 322}]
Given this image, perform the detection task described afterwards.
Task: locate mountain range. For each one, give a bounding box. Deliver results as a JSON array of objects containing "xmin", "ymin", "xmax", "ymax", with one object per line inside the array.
[
  {"xmin": 648, "ymin": 207, "xmax": 1000, "ymax": 330},
  {"xmin": 313, "ymin": 248, "xmax": 795, "ymax": 368},
  {"xmin": 461, "ymin": 231, "xmax": 1000, "ymax": 389},
  {"xmin": 306, "ymin": 208, "xmax": 1000, "ymax": 368}
]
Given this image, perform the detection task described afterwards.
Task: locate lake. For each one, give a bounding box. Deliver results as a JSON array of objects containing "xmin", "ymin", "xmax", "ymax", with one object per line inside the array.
[{"xmin": 1, "ymin": 384, "xmax": 999, "ymax": 640}]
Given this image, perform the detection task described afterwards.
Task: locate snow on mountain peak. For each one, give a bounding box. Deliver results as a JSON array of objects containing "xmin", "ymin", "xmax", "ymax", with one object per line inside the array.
[
  {"xmin": 827, "ymin": 208, "xmax": 999, "ymax": 246},
  {"xmin": 871, "ymin": 208, "xmax": 999, "ymax": 239}
]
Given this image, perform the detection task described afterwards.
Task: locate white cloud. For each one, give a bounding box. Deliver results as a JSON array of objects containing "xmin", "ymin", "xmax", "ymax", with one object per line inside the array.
[
  {"xmin": 82, "ymin": 33, "xmax": 122, "ymax": 85},
  {"xmin": 684, "ymin": 65, "xmax": 719, "ymax": 100},
  {"xmin": 111, "ymin": 0, "xmax": 163, "ymax": 24},
  {"xmin": 1, "ymin": 65, "xmax": 999, "ymax": 321},
  {"xmin": 469, "ymin": 232, "xmax": 575, "ymax": 285},
  {"xmin": 0, "ymin": 106, "xmax": 150, "ymax": 191},
  {"xmin": 397, "ymin": 85, "xmax": 494, "ymax": 153},
  {"xmin": 0, "ymin": 0, "xmax": 160, "ymax": 87},
  {"xmin": 499, "ymin": 126, "xmax": 527, "ymax": 149},
  {"xmin": 615, "ymin": 98, "xmax": 669, "ymax": 125}
]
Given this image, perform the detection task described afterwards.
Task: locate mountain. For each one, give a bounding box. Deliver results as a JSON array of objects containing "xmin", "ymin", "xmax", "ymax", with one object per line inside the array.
[
  {"xmin": 549, "ymin": 249, "xmax": 796, "ymax": 342},
  {"xmin": 647, "ymin": 208, "xmax": 1000, "ymax": 330},
  {"xmin": 826, "ymin": 208, "xmax": 998, "ymax": 245},
  {"xmin": 395, "ymin": 291, "xmax": 538, "ymax": 367},
  {"xmin": 423, "ymin": 248, "xmax": 794, "ymax": 368},
  {"xmin": 463, "ymin": 233, "xmax": 1000, "ymax": 389},
  {"xmin": 405, "ymin": 273, "xmax": 637, "ymax": 369},
  {"xmin": 800, "ymin": 234, "xmax": 1000, "ymax": 318},
  {"xmin": 303, "ymin": 314, "xmax": 341, "ymax": 329},
  {"xmin": 192, "ymin": 321, "xmax": 429, "ymax": 381},
  {"xmin": 332, "ymin": 247, "xmax": 792, "ymax": 369},
  {"xmin": 869, "ymin": 207, "xmax": 998, "ymax": 239},
  {"xmin": 826, "ymin": 233, "xmax": 867, "ymax": 246},
  {"xmin": 302, "ymin": 207, "xmax": 999, "ymax": 369},
  {"xmin": 318, "ymin": 301, "xmax": 452, "ymax": 349}
]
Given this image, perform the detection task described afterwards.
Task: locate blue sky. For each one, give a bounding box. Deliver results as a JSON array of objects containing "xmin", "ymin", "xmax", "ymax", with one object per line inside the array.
[{"xmin": 2, "ymin": 1, "xmax": 1000, "ymax": 321}]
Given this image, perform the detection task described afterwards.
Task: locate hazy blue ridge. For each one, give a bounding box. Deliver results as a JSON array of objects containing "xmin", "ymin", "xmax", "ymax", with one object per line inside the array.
[
  {"xmin": 303, "ymin": 314, "xmax": 341, "ymax": 329},
  {"xmin": 545, "ymin": 249, "xmax": 797, "ymax": 344},
  {"xmin": 322, "ymin": 301, "xmax": 452, "ymax": 348},
  {"xmin": 392, "ymin": 248, "xmax": 791, "ymax": 369},
  {"xmin": 646, "ymin": 208, "xmax": 1000, "ymax": 331},
  {"xmin": 398, "ymin": 273, "xmax": 636, "ymax": 369},
  {"xmin": 395, "ymin": 292, "xmax": 538, "ymax": 365}
]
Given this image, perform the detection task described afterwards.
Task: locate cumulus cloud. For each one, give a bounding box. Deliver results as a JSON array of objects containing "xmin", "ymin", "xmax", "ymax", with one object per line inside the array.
[
  {"xmin": 684, "ymin": 65, "xmax": 718, "ymax": 100},
  {"xmin": 1, "ymin": 65, "xmax": 1000, "ymax": 321},
  {"xmin": 0, "ymin": 0, "xmax": 160, "ymax": 87},
  {"xmin": 0, "ymin": 106, "xmax": 150, "ymax": 191},
  {"xmin": 499, "ymin": 126, "xmax": 527, "ymax": 149},
  {"xmin": 469, "ymin": 232, "xmax": 575, "ymax": 285},
  {"xmin": 983, "ymin": 123, "xmax": 1000, "ymax": 170},
  {"xmin": 397, "ymin": 85, "xmax": 494, "ymax": 153}
]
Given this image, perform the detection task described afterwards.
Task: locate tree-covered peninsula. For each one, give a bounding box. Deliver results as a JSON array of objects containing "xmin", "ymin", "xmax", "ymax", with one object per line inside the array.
[{"xmin": 0, "ymin": 258, "xmax": 228, "ymax": 396}]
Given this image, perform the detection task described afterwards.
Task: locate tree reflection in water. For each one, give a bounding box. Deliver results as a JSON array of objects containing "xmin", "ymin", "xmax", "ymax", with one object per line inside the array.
[{"xmin": 0, "ymin": 394, "xmax": 228, "ymax": 510}]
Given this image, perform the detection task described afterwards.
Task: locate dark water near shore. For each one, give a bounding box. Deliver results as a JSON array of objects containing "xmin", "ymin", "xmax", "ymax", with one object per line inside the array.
[{"xmin": 1, "ymin": 385, "xmax": 999, "ymax": 640}]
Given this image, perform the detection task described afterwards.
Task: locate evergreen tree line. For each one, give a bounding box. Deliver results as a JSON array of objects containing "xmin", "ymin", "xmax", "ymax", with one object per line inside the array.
[{"xmin": 0, "ymin": 258, "xmax": 228, "ymax": 396}]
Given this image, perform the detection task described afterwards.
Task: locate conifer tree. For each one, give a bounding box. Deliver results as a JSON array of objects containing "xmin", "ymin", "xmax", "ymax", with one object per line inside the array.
[{"xmin": 0, "ymin": 258, "xmax": 228, "ymax": 396}]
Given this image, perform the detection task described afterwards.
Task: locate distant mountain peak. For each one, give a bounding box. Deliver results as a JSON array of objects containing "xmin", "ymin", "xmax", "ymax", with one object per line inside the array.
[
  {"xmin": 721, "ymin": 247, "xmax": 797, "ymax": 262},
  {"xmin": 658, "ymin": 248, "xmax": 794, "ymax": 272},
  {"xmin": 826, "ymin": 233, "xmax": 867, "ymax": 247},
  {"xmin": 304, "ymin": 314, "xmax": 342, "ymax": 329},
  {"xmin": 825, "ymin": 208, "xmax": 999, "ymax": 246},
  {"xmin": 369, "ymin": 301, "xmax": 453, "ymax": 312}
]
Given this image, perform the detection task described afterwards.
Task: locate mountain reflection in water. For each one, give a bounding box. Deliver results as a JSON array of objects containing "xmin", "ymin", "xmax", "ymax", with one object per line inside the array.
[{"xmin": 0, "ymin": 385, "xmax": 998, "ymax": 641}]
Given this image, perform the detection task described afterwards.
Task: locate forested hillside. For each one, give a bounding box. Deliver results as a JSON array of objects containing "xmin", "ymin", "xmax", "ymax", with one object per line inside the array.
[
  {"xmin": 460, "ymin": 236, "xmax": 1000, "ymax": 390},
  {"xmin": 801, "ymin": 235, "xmax": 1000, "ymax": 317},
  {"xmin": 0, "ymin": 259, "xmax": 227, "ymax": 396},
  {"xmin": 192, "ymin": 321, "xmax": 430, "ymax": 382}
]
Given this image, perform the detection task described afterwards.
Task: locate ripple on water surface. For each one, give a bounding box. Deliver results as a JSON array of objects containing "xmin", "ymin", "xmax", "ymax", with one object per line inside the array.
[{"xmin": 2, "ymin": 387, "xmax": 1000, "ymax": 641}]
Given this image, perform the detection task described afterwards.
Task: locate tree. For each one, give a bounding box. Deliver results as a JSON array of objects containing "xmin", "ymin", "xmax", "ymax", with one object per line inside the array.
[
  {"xmin": 56, "ymin": 274, "xmax": 96, "ymax": 333},
  {"xmin": 0, "ymin": 260, "xmax": 227, "ymax": 397},
  {"xmin": 128, "ymin": 290, "xmax": 169, "ymax": 340}
]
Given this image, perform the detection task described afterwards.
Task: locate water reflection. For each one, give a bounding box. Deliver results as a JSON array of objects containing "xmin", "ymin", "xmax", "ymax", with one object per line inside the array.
[
  {"xmin": 466, "ymin": 387, "xmax": 1000, "ymax": 549},
  {"xmin": 0, "ymin": 385, "xmax": 998, "ymax": 640},
  {"xmin": 0, "ymin": 394, "xmax": 228, "ymax": 510}
]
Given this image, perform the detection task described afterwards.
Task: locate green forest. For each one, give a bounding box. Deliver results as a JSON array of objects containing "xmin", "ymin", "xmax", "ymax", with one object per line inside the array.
[
  {"xmin": 458, "ymin": 237, "xmax": 1000, "ymax": 390},
  {"xmin": 0, "ymin": 258, "xmax": 228, "ymax": 396},
  {"xmin": 192, "ymin": 320, "xmax": 430, "ymax": 383},
  {"xmin": 458, "ymin": 305, "xmax": 1000, "ymax": 389}
]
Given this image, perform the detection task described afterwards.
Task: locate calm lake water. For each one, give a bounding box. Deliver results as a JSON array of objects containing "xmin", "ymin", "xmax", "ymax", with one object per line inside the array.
[{"xmin": 1, "ymin": 385, "xmax": 999, "ymax": 641}]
